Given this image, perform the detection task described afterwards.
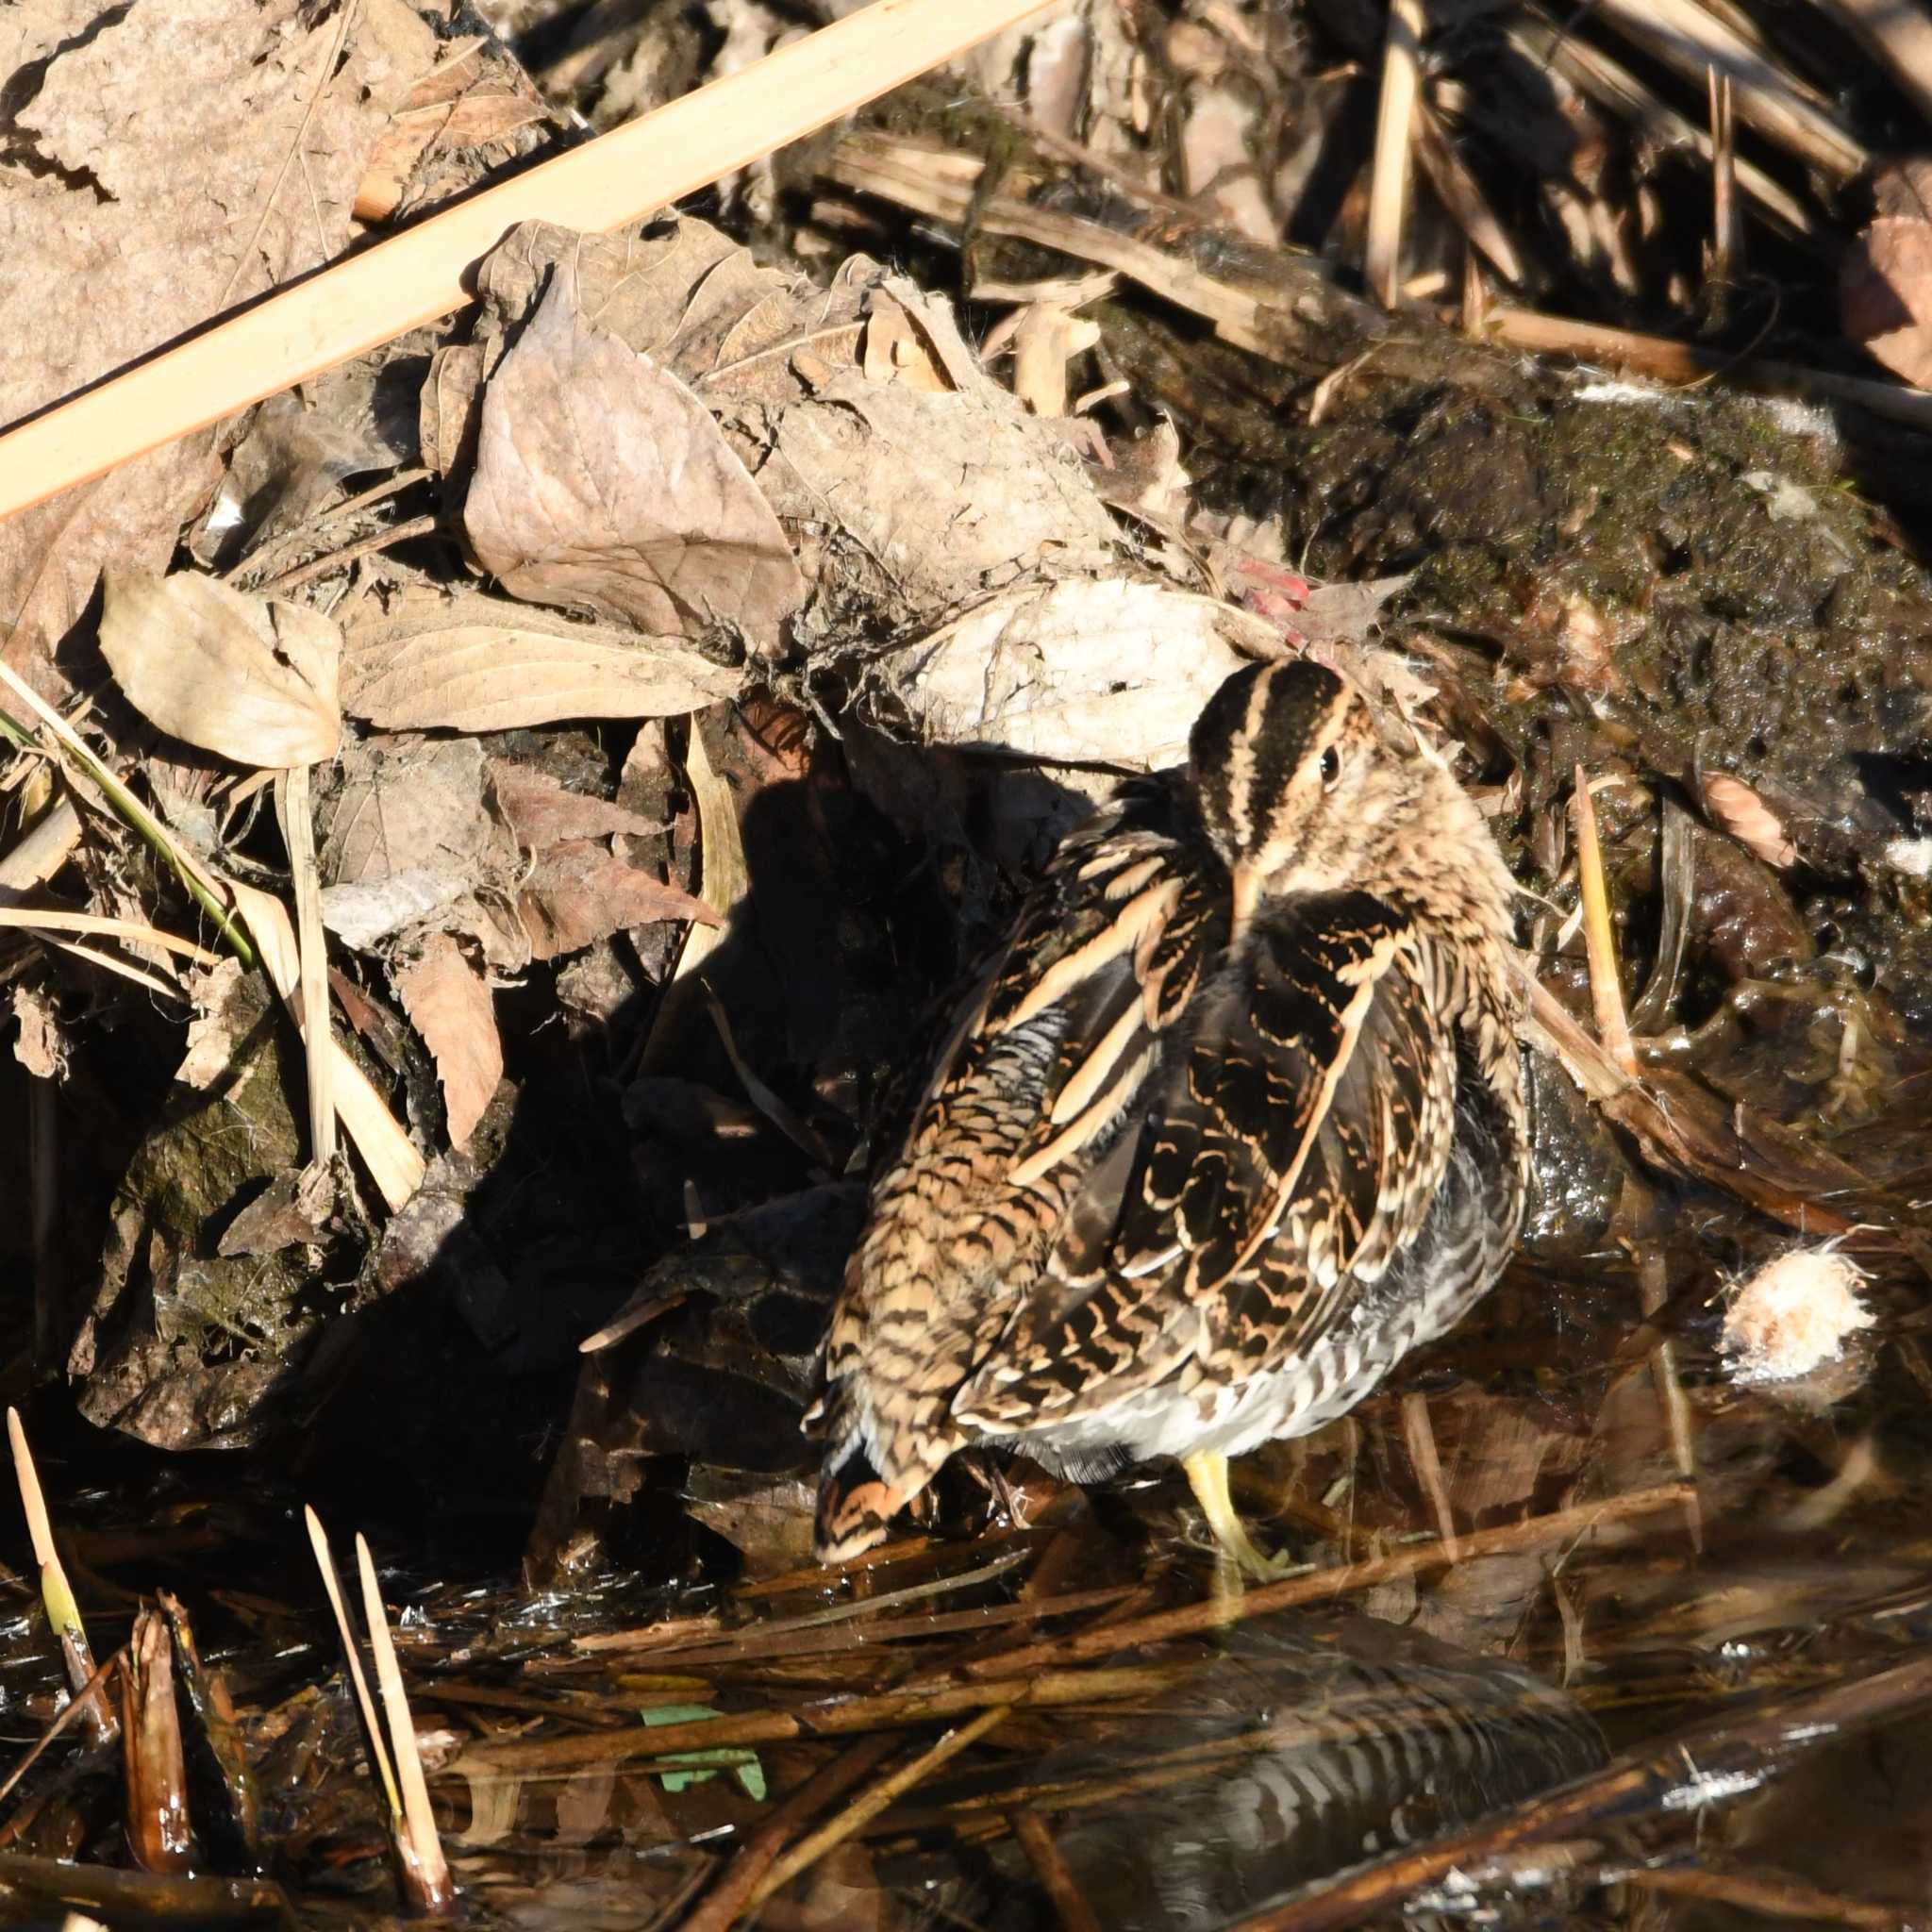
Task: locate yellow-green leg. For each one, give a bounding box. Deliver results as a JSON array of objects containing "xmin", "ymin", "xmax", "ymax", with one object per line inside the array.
[{"xmin": 1181, "ymin": 1450, "xmax": 1300, "ymax": 1583}]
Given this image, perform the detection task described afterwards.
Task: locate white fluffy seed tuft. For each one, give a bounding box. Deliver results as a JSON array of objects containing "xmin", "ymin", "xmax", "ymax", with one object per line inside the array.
[{"xmin": 1720, "ymin": 1247, "xmax": 1874, "ymax": 1383}]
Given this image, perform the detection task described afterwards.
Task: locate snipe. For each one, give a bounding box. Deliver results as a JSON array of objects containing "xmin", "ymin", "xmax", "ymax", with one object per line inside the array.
[{"xmin": 810, "ymin": 658, "xmax": 1527, "ymax": 1577}]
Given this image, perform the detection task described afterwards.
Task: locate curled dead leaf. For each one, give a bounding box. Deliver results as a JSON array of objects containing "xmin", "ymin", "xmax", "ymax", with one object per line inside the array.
[
  {"xmin": 394, "ymin": 934, "xmax": 502, "ymax": 1152},
  {"xmin": 1697, "ymin": 771, "xmax": 1797, "ymax": 869},
  {"xmin": 100, "ymin": 569, "xmax": 341, "ymax": 768},
  {"xmin": 462, "ymin": 269, "xmax": 805, "ymax": 644}
]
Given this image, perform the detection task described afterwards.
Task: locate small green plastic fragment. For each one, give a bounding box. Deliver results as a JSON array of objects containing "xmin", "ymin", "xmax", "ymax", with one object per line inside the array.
[{"xmin": 641, "ymin": 1703, "xmax": 767, "ymax": 1800}]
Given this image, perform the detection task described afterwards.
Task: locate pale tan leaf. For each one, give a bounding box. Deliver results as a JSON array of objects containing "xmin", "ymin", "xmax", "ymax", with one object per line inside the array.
[
  {"xmin": 885, "ymin": 578, "xmax": 1286, "ymax": 772},
  {"xmin": 341, "ymin": 588, "xmax": 742, "ymax": 731},
  {"xmin": 394, "ymin": 934, "xmax": 502, "ymax": 1151},
  {"xmin": 99, "ymin": 570, "xmax": 341, "ymax": 768},
  {"xmin": 462, "ymin": 269, "xmax": 806, "ymax": 643}
]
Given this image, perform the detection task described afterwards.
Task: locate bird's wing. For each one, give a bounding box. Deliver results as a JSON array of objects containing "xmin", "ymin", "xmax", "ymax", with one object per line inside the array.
[{"xmin": 955, "ymin": 891, "xmax": 1459, "ymax": 1429}]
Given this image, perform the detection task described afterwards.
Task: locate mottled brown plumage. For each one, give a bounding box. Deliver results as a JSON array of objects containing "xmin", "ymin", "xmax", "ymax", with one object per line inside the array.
[{"xmin": 810, "ymin": 658, "xmax": 1527, "ymax": 1576}]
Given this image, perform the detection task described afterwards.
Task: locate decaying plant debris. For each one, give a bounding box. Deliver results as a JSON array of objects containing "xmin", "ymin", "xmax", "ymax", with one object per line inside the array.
[{"xmin": 7, "ymin": 0, "xmax": 1932, "ymax": 1924}]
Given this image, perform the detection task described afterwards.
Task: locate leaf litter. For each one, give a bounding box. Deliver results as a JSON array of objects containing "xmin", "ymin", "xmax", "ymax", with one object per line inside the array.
[{"xmin": 5, "ymin": 0, "xmax": 1932, "ymax": 1925}]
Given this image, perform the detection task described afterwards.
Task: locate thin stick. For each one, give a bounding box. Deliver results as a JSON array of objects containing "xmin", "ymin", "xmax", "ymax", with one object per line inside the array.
[
  {"xmin": 1707, "ymin": 66, "xmax": 1739, "ymax": 315},
  {"xmin": 747, "ymin": 1707, "xmax": 1009, "ymax": 1907},
  {"xmin": 681, "ymin": 1735, "xmax": 900, "ymax": 1932},
  {"xmin": 225, "ymin": 467, "xmax": 432, "ymax": 588},
  {"xmin": 1412, "ymin": 96, "xmax": 1523, "ymax": 286},
  {"xmin": 303, "ymin": 1507, "xmax": 401, "ymax": 1822},
  {"xmin": 45, "ymin": 935, "xmax": 188, "ymax": 1002},
  {"xmin": 0, "ymin": 1644, "xmax": 124, "ymax": 1812},
  {"xmin": 1570, "ymin": 767, "xmax": 1636, "ymax": 1076},
  {"xmin": 0, "ymin": 908, "xmax": 220, "ymax": 966},
  {"xmin": 0, "ymin": 665, "xmax": 254, "ymax": 964},
  {"xmin": 0, "ymin": 800, "xmax": 82, "ymax": 895},
  {"xmin": 1363, "ymin": 0, "xmax": 1426, "ymax": 308},
  {"xmin": 1639, "ymin": 1253, "xmax": 1703, "ymax": 1552},
  {"xmin": 1011, "ymin": 1811, "xmax": 1106, "ymax": 1932},
  {"xmin": 453, "ymin": 1665, "xmax": 1179, "ymax": 1776},
  {"xmin": 950, "ymin": 1482, "xmax": 1694, "ymax": 1688},
  {"xmin": 1486, "ymin": 308, "xmax": 1932, "ymax": 433},
  {"xmin": 1613, "ymin": 1859, "xmax": 1909, "ymax": 1929},
  {"xmin": 356, "ymin": 1535, "xmax": 455, "ymax": 1912},
  {"xmin": 1399, "ymin": 1391, "xmax": 1459, "ymax": 1559},
  {"xmin": 275, "ymin": 767, "xmax": 336, "ymax": 1170},
  {"xmin": 259, "ymin": 513, "xmax": 441, "ymax": 597},
  {"xmin": 229, "ymin": 879, "xmax": 424, "ymax": 1211},
  {"xmin": 0, "ymin": 0, "xmax": 1063, "ymax": 520}
]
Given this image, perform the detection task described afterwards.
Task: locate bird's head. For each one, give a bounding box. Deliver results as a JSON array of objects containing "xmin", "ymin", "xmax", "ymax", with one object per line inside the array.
[{"xmin": 1188, "ymin": 658, "xmax": 1483, "ymax": 934}]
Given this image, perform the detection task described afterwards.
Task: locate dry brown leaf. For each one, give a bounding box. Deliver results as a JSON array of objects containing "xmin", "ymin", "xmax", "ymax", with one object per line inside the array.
[
  {"xmin": 487, "ymin": 760, "xmax": 668, "ymax": 849},
  {"xmin": 99, "ymin": 571, "xmax": 341, "ymax": 769},
  {"xmin": 475, "ymin": 220, "xmax": 809, "ymax": 388},
  {"xmin": 318, "ymin": 736, "xmax": 517, "ymax": 958},
  {"xmin": 463, "ymin": 269, "xmax": 806, "ymax": 644},
  {"xmin": 394, "ymin": 934, "xmax": 502, "ymax": 1152},
  {"xmin": 1697, "ymin": 770, "xmax": 1798, "ymax": 869},
  {"xmin": 518, "ymin": 842, "xmax": 718, "ymax": 961},
  {"xmin": 762, "ymin": 369, "xmax": 1117, "ymax": 618},
  {"xmin": 10, "ymin": 986, "xmax": 65, "ymax": 1080},
  {"xmin": 355, "ymin": 37, "xmax": 543, "ymax": 221},
  {"xmin": 1843, "ymin": 161, "xmax": 1932, "ymax": 385},
  {"xmin": 341, "ymin": 588, "xmax": 743, "ymax": 730},
  {"xmin": 0, "ymin": 0, "xmax": 399, "ymax": 680},
  {"xmin": 177, "ymin": 959, "xmax": 251, "ymax": 1090}
]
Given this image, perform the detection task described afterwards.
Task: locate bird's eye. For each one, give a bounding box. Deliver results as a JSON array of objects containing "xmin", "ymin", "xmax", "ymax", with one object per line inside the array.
[{"xmin": 1319, "ymin": 746, "xmax": 1341, "ymax": 789}]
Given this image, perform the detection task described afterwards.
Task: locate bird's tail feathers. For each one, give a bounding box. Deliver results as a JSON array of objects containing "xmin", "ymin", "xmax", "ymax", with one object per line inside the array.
[{"xmin": 811, "ymin": 1380, "xmax": 942, "ymax": 1564}]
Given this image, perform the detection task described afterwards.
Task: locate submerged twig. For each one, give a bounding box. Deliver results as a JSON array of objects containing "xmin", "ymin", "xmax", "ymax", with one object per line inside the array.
[
  {"xmin": 1638, "ymin": 1254, "xmax": 1703, "ymax": 1552},
  {"xmin": 1613, "ymin": 1856, "xmax": 1909, "ymax": 1927},
  {"xmin": 946, "ymin": 1482, "xmax": 1694, "ymax": 1686},
  {"xmin": 682, "ymin": 1734, "xmax": 901, "ymax": 1932},
  {"xmin": 0, "ymin": 1644, "xmax": 124, "ymax": 1815},
  {"xmin": 746, "ymin": 1706, "xmax": 1011, "ymax": 1907},
  {"xmin": 452, "ymin": 1665, "xmax": 1181, "ymax": 1777},
  {"xmin": 1010, "ymin": 1810, "xmax": 1107, "ymax": 1932},
  {"xmin": 1399, "ymin": 1392, "xmax": 1460, "ymax": 1559}
]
